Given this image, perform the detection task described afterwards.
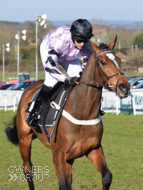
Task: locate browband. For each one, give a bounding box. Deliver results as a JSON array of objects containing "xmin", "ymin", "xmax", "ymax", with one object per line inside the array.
[{"xmin": 95, "ymin": 50, "xmax": 114, "ymax": 58}]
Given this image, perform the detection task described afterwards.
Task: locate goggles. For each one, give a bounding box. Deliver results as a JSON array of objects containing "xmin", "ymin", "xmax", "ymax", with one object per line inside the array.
[{"xmin": 75, "ymin": 38, "xmax": 88, "ymax": 44}]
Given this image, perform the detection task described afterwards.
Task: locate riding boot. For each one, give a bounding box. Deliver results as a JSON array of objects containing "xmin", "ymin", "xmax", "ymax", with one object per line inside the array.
[
  {"xmin": 99, "ymin": 110, "xmax": 105, "ymax": 116},
  {"xmin": 26, "ymin": 85, "xmax": 52, "ymax": 128}
]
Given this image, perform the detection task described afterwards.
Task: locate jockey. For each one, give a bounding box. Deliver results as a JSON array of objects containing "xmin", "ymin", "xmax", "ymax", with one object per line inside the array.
[{"xmin": 26, "ymin": 18, "xmax": 104, "ymax": 128}]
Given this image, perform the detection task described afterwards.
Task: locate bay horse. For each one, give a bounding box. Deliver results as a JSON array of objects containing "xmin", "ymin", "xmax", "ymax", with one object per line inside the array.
[{"xmin": 5, "ymin": 37, "xmax": 130, "ymax": 190}]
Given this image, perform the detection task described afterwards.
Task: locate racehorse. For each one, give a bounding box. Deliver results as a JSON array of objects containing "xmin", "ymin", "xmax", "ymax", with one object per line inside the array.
[{"xmin": 5, "ymin": 37, "xmax": 130, "ymax": 190}]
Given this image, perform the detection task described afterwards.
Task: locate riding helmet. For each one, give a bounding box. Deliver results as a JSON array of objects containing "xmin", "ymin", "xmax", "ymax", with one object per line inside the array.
[{"xmin": 70, "ymin": 19, "xmax": 94, "ymax": 40}]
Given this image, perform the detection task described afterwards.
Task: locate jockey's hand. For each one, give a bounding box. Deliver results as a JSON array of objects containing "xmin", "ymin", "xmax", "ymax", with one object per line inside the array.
[{"xmin": 65, "ymin": 76, "xmax": 78, "ymax": 86}]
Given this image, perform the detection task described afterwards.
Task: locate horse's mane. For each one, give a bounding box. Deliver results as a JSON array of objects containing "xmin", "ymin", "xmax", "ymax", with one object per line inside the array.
[{"xmin": 98, "ymin": 43, "xmax": 109, "ymax": 50}]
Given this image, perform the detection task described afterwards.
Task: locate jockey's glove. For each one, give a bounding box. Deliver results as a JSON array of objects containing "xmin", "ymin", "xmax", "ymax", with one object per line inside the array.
[{"xmin": 65, "ymin": 76, "xmax": 78, "ymax": 86}]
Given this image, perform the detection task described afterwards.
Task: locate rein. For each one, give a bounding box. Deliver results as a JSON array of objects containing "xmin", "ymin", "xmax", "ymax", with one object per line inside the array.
[{"xmin": 77, "ymin": 50, "xmax": 124, "ymax": 91}]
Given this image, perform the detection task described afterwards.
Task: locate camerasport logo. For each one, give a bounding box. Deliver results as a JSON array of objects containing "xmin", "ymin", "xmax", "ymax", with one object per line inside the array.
[{"xmin": 8, "ymin": 166, "xmax": 49, "ymax": 181}]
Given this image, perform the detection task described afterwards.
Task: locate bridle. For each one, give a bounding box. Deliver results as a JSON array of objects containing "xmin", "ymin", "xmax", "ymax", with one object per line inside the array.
[{"xmin": 78, "ymin": 50, "xmax": 125, "ymax": 91}]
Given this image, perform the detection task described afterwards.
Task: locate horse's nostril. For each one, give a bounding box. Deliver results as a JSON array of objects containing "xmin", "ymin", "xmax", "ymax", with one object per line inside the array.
[{"xmin": 119, "ymin": 84, "xmax": 127, "ymax": 92}]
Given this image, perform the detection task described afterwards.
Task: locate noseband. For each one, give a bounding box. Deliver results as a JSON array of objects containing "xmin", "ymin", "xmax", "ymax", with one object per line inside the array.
[{"xmin": 78, "ymin": 50, "xmax": 124, "ymax": 91}]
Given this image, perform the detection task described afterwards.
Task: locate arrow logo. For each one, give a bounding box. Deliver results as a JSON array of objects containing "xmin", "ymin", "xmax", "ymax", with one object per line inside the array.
[{"xmin": 9, "ymin": 174, "xmax": 18, "ymax": 181}]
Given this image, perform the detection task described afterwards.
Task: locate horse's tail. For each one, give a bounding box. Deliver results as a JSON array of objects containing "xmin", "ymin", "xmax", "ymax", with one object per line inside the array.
[{"xmin": 5, "ymin": 115, "xmax": 19, "ymax": 145}]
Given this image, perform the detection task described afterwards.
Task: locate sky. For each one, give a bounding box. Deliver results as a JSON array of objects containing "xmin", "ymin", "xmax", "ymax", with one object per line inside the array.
[{"xmin": 0, "ymin": 0, "xmax": 143, "ymax": 23}]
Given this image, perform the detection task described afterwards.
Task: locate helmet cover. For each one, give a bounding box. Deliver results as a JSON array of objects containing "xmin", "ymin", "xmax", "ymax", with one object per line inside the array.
[{"xmin": 70, "ymin": 19, "xmax": 94, "ymax": 39}]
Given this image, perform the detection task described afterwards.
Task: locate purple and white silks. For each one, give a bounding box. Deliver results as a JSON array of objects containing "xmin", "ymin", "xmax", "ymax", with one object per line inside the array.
[{"xmin": 40, "ymin": 25, "xmax": 93, "ymax": 87}]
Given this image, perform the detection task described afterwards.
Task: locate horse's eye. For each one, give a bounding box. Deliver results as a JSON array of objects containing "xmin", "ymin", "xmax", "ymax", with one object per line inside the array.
[{"xmin": 101, "ymin": 60, "xmax": 106, "ymax": 65}]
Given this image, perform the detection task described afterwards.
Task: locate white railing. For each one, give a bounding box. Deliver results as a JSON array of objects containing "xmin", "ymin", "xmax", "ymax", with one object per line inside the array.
[
  {"xmin": 0, "ymin": 89, "xmax": 143, "ymax": 115},
  {"xmin": 0, "ymin": 90, "xmax": 23, "ymax": 112},
  {"xmin": 102, "ymin": 88, "xmax": 143, "ymax": 115}
]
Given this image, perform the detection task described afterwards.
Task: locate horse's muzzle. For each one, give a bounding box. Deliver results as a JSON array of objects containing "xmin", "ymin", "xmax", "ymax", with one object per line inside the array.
[{"xmin": 117, "ymin": 83, "xmax": 130, "ymax": 98}]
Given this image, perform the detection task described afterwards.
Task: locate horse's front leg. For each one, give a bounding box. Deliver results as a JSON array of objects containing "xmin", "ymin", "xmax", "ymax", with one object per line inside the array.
[
  {"xmin": 52, "ymin": 149, "xmax": 73, "ymax": 190},
  {"xmin": 66, "ymin": 159, "xmax": 74, "ymax": 190},
  {"xmin": 87, "ymin": 146, "xmax": 112, "ymax": 190}
]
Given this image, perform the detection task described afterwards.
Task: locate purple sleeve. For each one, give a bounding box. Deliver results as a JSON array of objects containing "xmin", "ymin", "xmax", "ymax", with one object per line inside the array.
[
  {"xmin": 43, "ymin": 30, "xmax": 67, "ymax": 82},
  {"xmin": 44, "ymin": 59, "xmax": 67, "ymax": 82}
]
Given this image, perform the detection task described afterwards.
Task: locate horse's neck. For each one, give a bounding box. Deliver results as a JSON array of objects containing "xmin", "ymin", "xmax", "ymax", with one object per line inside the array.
[{"xmin": 68, "ymin": 54, "xmax": 102, "ymax": 120}]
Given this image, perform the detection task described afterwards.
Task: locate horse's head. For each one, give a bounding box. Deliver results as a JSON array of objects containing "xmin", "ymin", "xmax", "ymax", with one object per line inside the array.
[{"xmin": 89, "ymin": 37, "xmax": 130, "ymax": 98}]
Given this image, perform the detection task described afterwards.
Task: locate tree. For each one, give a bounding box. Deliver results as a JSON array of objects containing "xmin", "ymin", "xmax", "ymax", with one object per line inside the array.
[
  {"xmin": 26, "ymin": 20, "xmax": 55, "ymax": 44},
  {"xmin": 20, "ymin": 46, "xmax": 29, "ymax": 59},
  {"xmin": 102, "ymin": 28, "xmax": 135, "ymax": 49},
  {"xmin": 126, "ymin": 49, "xmax": 143, "ymax": 67},
  {"xmin": 132, "ymin": 33, "xmax": 143, "ymax": 49}
]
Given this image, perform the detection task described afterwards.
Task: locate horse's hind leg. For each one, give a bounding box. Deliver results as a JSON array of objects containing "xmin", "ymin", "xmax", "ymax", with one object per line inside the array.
[
  {"xmin": 18, "ymin": 124, "xmax": 35, "ymax": 190},
  {"xmin": 87, "ymin": 146, "xmax": 112, "ymax": 190}
]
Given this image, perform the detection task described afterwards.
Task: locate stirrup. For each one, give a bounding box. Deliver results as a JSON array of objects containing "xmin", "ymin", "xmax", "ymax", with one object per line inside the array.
[
  {"xmin": 26, "ymin": 115, "xmax": 35, "ymax": 126},
  {"xmin": 26, "ymin": 115, "xmax": 40, "ymax": 128},
  {"xmin": 26, "ymin": 110, "xmax": 41, "ymax": 125}
]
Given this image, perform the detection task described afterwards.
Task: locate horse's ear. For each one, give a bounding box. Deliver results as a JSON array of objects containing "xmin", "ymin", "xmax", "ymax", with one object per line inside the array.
[
  {"xmin": 89, "ymin": 40, "xmax": 100, "ymax": 54},
  {"xmin": 108, "ymin": 36, "xmax": 117, "ymax": 50}
]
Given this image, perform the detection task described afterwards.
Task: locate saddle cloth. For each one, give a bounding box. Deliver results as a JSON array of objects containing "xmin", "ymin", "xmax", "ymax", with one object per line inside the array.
[
  {"xmin": 27, "ymin": 82, "xmax": 69, "ymax": 131},
  {"xmin": 39, "ymin": 83, "xmax": 69, "ymax": 127}
]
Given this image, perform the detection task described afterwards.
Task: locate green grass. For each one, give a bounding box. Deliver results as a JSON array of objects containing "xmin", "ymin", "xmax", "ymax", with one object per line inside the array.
[
  {"xmin": 124, "ymin": 71, "xmax": 143, "ymax": 77},
  {"xmin": 0, "ymin": 71, "xmax": 45, "ymax": 82},
  {"xmin": 0, "ymin": 112, "xmax": 143, "ymax": 189}
]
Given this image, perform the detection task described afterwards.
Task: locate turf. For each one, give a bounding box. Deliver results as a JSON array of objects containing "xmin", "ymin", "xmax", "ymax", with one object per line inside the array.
[{"xmin": 0, "ymin": 111, "xmax": 143, "ymax": 190}]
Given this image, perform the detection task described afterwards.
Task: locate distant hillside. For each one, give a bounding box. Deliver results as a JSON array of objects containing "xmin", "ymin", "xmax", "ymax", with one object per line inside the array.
[
  {"xmin": 106, "ymin": 20, "xmax": 136, "ymax": 29},
  {"xmin": 0, "ymin": 19, "xmax": 142, "ymax": 33},
  {"xmin": 52, "ymin": 20, "xmax": 72, "ymax": 26},
  {"xmin": 0, "ymin": 19, "xmax": 139, "ymax": 29},
  {"xmin": 51, "ymin": 19, "xmax": 138, "ymax": 29},
  {"xmin": 0, "ymin": 20, "xmax": 20, "ymax": 25}
]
